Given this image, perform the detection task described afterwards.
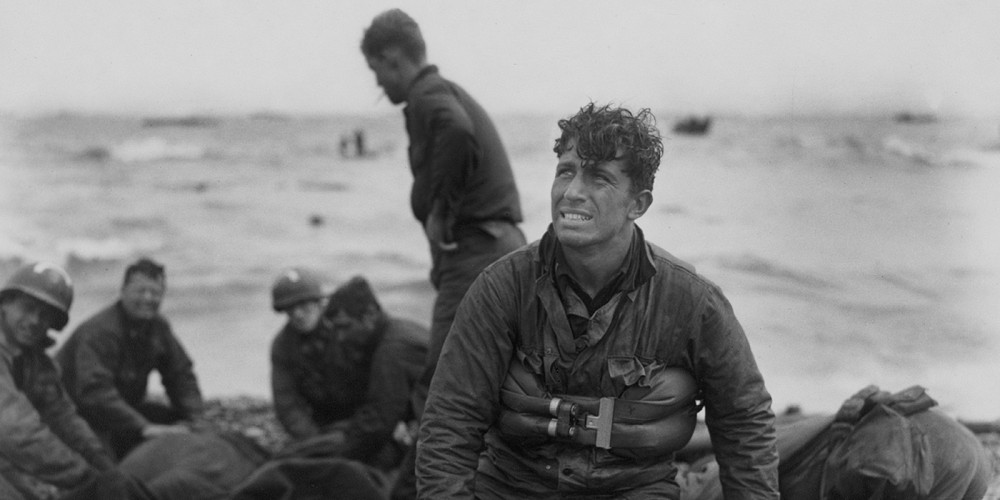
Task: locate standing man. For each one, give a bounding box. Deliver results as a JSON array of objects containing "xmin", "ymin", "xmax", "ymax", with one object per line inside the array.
[
  {"xmin": 270, "ymin": 270, "xmax": 427, "ymax": 470},
  {"xmin": 361, "ymin": 11, "xmax": 527, "ymax": 497},
  {"xmin": 417, "ymin": 103, "xmax": 779, "ymax": 498},
  {"xmin": 0, "ymin": 262, "xmax": 116, "ymax": 499},
  {"xmin": 360, "ymin": 8, "xmax": 527, "ymax": 401},
  {"xmin": 56, "ymin": 257, "xmax": 205, "ymax": 460}
]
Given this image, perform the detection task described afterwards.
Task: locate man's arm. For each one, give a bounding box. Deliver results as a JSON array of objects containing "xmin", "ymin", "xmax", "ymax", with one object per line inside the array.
[
  {"xmin": 0, "ymin": 358, "xmax": 99, "ymax": 489},
  {"xmin": 416, "ymin": 266, "xmax": 516, "ymax": 499},
  {"xmin": 156, "ymin": 324, "xmax": 204, "ymax": 420},
  {"xmin": 32, "ymin": 356, "xmax": 115, "ymax": 471},
  {"xmin": 65, "ymin": 329, "xmax": 151, "ymax": 436},
  {"xmin": 421, "ymin": 94, "xmax": 478, "ymax": 245},
  {"xmin": 336, "ymin": 321, "xmax": 427, "ymax": 453},
  {"xmin": 270, "ymin": 339, "xmax": 320, "ymax": 439},
  {"xmin": 694, "ymin": 285, "xmax": 779, "ymax": 499}
]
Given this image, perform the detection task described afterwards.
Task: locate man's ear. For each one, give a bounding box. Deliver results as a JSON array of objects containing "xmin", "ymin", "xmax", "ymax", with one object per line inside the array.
[{"xmin": 629, "ymin": 190, "xmax": 653, "ymax": 220}]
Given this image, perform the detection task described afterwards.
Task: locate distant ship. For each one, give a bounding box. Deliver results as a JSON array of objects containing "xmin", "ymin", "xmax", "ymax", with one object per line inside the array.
[
  {"xmin": 672, "ymin": 116, "xmax": 712, "ymax": 135},
  {"xmin": 142, "ymin": 115, "xmax": 219, "ymax": 128},
  {"xmin": 893, "ymin": 112, "xmax": 937, "ymax": 124}
]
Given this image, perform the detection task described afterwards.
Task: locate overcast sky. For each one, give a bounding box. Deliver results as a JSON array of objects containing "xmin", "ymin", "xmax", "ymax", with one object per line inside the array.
[{"xmin": 2, "ymin": 0, "xmax": 998, "ymax": 117}]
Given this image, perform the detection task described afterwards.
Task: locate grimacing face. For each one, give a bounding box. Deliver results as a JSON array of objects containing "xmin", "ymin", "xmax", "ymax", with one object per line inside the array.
[
  {"xmin": 0, "ymin": 293, "xmax": 58, "ymax": 349},
  {"xmin": 121, "ymin": 272, "xmax": 165, "ymax": 321},
  {"xmin": 551, "ymin": 137, "xmax": 644, "ymax": 254}
]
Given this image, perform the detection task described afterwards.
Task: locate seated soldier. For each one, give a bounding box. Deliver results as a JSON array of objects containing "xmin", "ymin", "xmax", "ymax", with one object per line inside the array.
[
  {"xmin": 0, "ymin": 262, "xmax": 117, "ymax": 499},
  {"xmin": 56, "ymin": 257, "xmax": 206, "ymax": 460},
  {"xmin": 269, "ymin": 270, "xmax": 427, "ymax": 470},
  {"xmin": 676, "ymin": 385, "xmax": 992, "ymax": 500}
]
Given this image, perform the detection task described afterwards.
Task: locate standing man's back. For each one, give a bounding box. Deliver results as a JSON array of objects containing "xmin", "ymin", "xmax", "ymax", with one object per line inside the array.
[
  {"xmin": 403, "ymin": 67, "xmax": 522, "ymax": 245},
  {"xmin": 361, "ymin": 9, "xmax": 525, "ymax": 378},
  {"xmin": 360, "ymin": 10, "xmax": 527, "ymax": 498}
]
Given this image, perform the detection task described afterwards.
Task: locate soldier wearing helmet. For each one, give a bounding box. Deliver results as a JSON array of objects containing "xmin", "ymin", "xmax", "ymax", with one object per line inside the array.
[
  {"xmin": 56, "ymin": 257, "xmax": 205, "ymax": 460},
  {"xmin": 269, "ymin": 270, "xmax": 427, "ymax": 472},
  {"xmin": 0, "ymin": 261, "xmax": 116, "ymax": 499}
]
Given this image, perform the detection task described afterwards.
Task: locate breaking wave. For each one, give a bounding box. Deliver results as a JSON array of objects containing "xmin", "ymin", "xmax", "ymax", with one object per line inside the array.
[{"xmin": 111, "ymin": 137, "xmax": 210, "ymax": 163}]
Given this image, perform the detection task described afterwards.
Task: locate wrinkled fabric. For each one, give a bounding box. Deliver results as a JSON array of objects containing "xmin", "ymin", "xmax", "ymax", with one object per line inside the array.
[
  {"xmin": 228, "ymin": 457, "xmax": 387, "ymax": 500},
  {"xmin": 418, "ymin": 225, "xmax": 778, "ymax": 499},
  {"xmin": 403, "ymin": 65, "xmax": 522, "ymax": 235},
  {"xmin": 271, "ymin": 314, "xmax": 426, "ymax": 468},
  {"xmin": 820, "ymin": 386, "xmax": 990, "ymax": 500},
  {"xmin": 56, "ymin": 302, "xmax": 204, "ymax": 453},
  {"xmin": 57, "ymin": 469, "xmax": 156, "ymax": 500},
  {"xmin": 678, "ymin": 387, "xmax": 992, "ymax": 500},
  {"xmin": 0, "ymin": 333, "xmax": 114, "ymax": 498},
  {"xmin": 118, "ymin": 432, "xmax": 268, "ymax": 500}
]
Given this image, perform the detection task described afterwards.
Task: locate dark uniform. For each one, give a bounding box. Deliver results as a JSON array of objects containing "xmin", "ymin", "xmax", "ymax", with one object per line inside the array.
[
  {"xmin": 418, "ymin": 226, "xmax": 779, "ymax": 499},
  {"xmin": 403, "ymin": 65, "xmax": 526, "ymax": 385},
  {"xmin": 271, "ymin": 312, "xmax": 427, "ymax": 466},
  {"xmin": 56, "ymin": 302, "xmax": 204, "ymax": 458},
  {"xmin": 1, "ymin": 335, "xmax": 114, "ymax": 498}
]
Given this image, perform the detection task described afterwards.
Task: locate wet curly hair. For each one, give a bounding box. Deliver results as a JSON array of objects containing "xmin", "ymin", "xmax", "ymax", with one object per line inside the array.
[{"xmin": 553, "ymin": 102, "xmax": 663, "ymax": 193}]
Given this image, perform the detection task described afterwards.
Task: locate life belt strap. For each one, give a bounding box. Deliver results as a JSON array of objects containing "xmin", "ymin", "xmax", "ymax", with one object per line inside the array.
[
  {"xmin": 502, "ymin": 389, "xmax": 687, "ymax": 425},
  {"xmin": 497, "ymin": 400, "xmax": 698, "ymax": 451},
  {"xmin": 497, "ymin": 361, "xmax": 700, "ymax": 455}
]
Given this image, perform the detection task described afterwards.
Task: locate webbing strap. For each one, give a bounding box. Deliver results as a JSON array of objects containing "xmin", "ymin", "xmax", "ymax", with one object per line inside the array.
[
  {"xmin": 500, "ymin": 389, "xmax": 687, "ymax": 423},
  {"xmin": 497, "ymin": 408, "xmax": 698, "ymax": 453}
]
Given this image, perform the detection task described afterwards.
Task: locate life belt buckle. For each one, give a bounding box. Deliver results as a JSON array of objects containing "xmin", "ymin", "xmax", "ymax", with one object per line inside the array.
[{"xmin": 583, "ymin": 397, "xmax": 616, "ymax": 449}]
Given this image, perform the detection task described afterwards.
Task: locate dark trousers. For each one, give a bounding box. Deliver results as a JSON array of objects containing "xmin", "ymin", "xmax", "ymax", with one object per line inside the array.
[
  {"xmin": 420, "ymin": 220, "xmax": 525, "ymax": 413},
  {"xmin": 392, "ymin": 221, "xmax": 525, "ymax": 500}
]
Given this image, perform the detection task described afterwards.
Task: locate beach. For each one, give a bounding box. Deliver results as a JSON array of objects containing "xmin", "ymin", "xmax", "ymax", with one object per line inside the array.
[{"xmin": 2, "ymin": 111, "xmax": 999, "ymax": 423}]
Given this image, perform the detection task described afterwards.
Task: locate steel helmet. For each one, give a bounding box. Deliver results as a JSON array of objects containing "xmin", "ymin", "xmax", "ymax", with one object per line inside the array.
[
  {"xmin": 271, "ymin": 267, "xmax": 325, "ymax": 312},
  {"xmin": 1, "ymin": 261, "xmax": 74, "ymax": 330}
]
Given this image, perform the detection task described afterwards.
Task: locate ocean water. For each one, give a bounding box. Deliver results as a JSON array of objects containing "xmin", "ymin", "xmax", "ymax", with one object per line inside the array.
[{"xmin": 2, "ymin": 111, "xmax": 998, "ymax": 420}]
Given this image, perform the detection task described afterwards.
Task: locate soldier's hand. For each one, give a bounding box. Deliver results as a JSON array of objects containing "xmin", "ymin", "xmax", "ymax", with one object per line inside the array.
[
  {"xmin": 425, "ymin": 211, "xmax": 458, "ymax": 252},
  {"xmin": 393, "ymin": 420, "xmax": 418, "ymax": 446}
]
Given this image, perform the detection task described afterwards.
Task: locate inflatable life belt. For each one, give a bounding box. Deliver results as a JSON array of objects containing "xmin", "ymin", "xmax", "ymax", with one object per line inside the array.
[{"xmin": 497, "ymin": 359, "xmax": 701, "ymax": 459}]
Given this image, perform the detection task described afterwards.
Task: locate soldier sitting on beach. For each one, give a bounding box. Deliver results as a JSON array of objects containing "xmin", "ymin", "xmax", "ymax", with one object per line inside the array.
[
  {"xmin": 269, "ymin": 270, "xmax": 427, "ymax": 472},
  {"xmin": 0, "ymin": 262, "xmax": 119, "ymax": 499},
  {"xmin": 56, "ymin": 257, "xmax": 206, "ymax": 460}
]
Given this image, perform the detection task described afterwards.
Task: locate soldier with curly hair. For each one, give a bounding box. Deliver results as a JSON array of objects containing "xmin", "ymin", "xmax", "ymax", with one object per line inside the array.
[{"xmin": 416, "ymin": 103, "xmax": 779, "ymax": 499}]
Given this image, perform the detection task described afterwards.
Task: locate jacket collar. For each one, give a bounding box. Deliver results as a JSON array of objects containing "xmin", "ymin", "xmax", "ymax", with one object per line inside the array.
[
  {"xmin": 408, "ymin": 64, "xmax": 439, "ymax": 94},
  {"xmin": 539, "ymin": 224, "xmax": 656, "ymax": 293}
]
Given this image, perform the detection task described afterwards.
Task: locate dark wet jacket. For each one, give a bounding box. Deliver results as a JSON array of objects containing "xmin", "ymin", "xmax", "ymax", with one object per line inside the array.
[
  {"xmin": 56, "ymin": 302, "xmax": 204, "ymax": 436},
  {"xmin": 0, "ymin": 333, "xmax": 114, "ymax": 496},
  {"xmin": 270, "ymin": 313, "xmax": 427, "ymax": 455},
  {"xmin": 418, "ymin": 226, "xmax": 779, "ymax": 499},
  {"xmin": 403, "ymin": 65, "xmax": 522, "ymax": 232}
]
